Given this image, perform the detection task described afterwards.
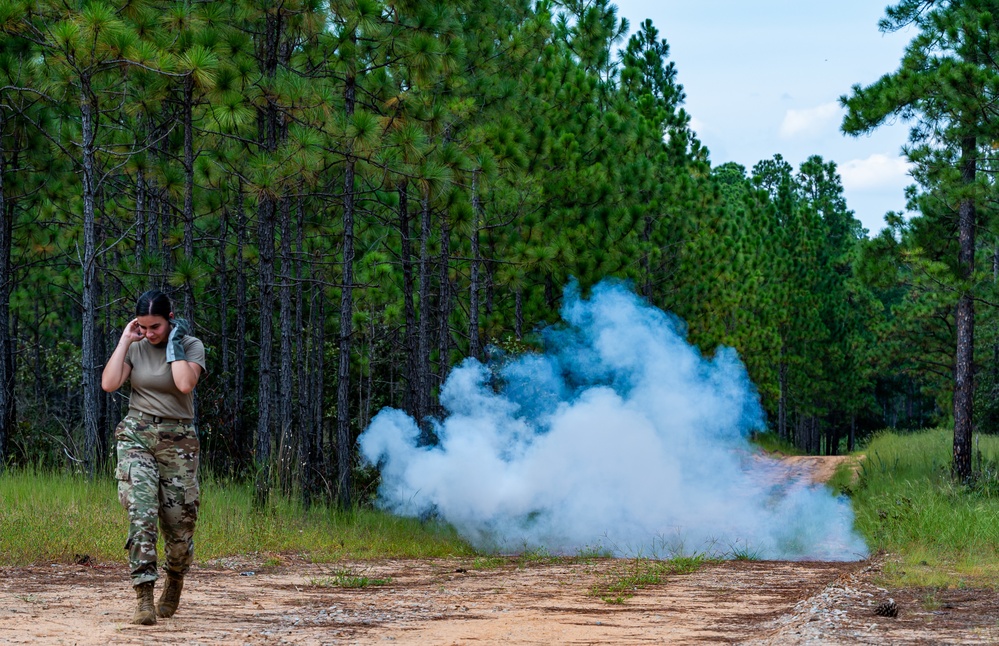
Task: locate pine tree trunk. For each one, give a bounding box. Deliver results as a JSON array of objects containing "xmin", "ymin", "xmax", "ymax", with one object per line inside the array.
[
  {"xmin": 80, "ymin": 88, "xmax": 102, "ymax": 478},
  {"xmin": 296, "ymin": 194, "xmax": 313, "ymax": 507},
  {"xmin": 32, "ymin": 300, "xmax": 41, "ymax": 401},
  {"xmin": 101, "ymin": 268, "xmax": 115, "ymax": 449},
  {"xmin": 234, "ymin": 187, "xmax": 249, "ymax": 472},
  {"xmin": 778, "ymin": 341, "xmax": 788, "ymax": 442},
  {"xmin": 515, "ymin": 287, "xmax": 523, "ymax": 341},
  {"xmin": 255, "ymin": 195, "xmax": 276, "ymax": 506},
  {"xmin": 254, "ymin": 9, "xmax": 283, "ymax": 503},
  {"xmin": 399, "ymin": 182, "xmax": 419, "ymax": 420},
  {"xmin": 416, "ymin": 190, "xmax": 432, "ymax": 443},
  {"xmin": 336, "ymin": 67, "xmax": 357, "ymax": 510},
  {"xmin": 135, "ymin": 166, "xmax": 145, "ymax": 263},
  {"xmin": 159, "ymin": 192, "xmax": 171, "ymax": 283},
  {"xmin": 0, "ymin": 129, "xmax": 10, "ymax": 469},
  {"xmin": 641, "ymin": 213, "xmax": 652, "ymax": 300},
  {"xmin": 311, "ymin": 287, "xmax": 326, "ymax": 499},
  {"xmin": 953, "ymin": 135, "xmax": 977, "ymax": 482},
  {"xmin": 147, "ymin": 190, "xmax": 160, "ymax": 284},
  {"xmin": 278, "ymin": 198, "xmax": 294, "ymax": 494},
  {"xmin": 182, "ymin": 76, "xmax": 196, "ymax": 322},
  {"xmin": 468, "ymin": 169, "xmax": 482, "ymax": 360},
  {"xmin": 437, "ymin": 206, "xmax": 453, "ymax": 403},
  {"xmin": 217, "ymin": 205, "xmax": 231, "ymax": 471}
]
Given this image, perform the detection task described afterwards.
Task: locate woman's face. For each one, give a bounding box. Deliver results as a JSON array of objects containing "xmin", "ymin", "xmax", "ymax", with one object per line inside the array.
[{"xmin": 136, "ymin": 314, "xmax": 172, "ymax": 345}]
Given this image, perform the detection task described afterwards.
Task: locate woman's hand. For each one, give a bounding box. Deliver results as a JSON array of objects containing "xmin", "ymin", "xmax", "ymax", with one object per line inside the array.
[
  {"xmin": 103, "ymin": 320, "xmax": 138, "ymax": 392},
  {"xmin": 121, "ymin": 318, "xmax": 144, "ymax": 345}
]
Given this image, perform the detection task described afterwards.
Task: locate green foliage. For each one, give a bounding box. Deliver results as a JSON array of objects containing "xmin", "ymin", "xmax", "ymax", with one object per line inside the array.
[
  {"xmin": 675, "ymin": 154, "xmax": 876, "ymax": 452},
  {"xmin": 851, "ymin": 429, "xmax": 999, "ymax": 587},
  {"xmin": 0, "ymin": 0, "xmax": 940, "ymax": 516},
  {"xmin": 842, "ymin": 0, "xmax": 999, "ymax": 479},
  {"xmin": 826, "ymin": 459, "xmax": 862, "ymax": 496}
]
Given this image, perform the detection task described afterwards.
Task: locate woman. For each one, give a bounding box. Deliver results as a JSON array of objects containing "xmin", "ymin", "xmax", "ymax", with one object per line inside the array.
[{"xmin": 101, "ymin": 290, "xmax": 207, "ymax": 625}]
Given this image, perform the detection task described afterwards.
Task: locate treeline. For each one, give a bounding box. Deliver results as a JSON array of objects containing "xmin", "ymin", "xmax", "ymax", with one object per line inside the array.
[{"xmin": 0, "ymin": 0, "xmax": 977, "ymax": 505}]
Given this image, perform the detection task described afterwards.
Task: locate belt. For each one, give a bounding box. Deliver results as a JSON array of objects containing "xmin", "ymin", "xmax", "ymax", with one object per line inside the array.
[{"xmin": 128, "ymin": 410, "xmax": 192, "ymax": 425}]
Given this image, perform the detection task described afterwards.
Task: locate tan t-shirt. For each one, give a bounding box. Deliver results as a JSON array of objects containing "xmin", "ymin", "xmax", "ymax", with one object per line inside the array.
[{"xmin": 124, "ymin": 336, "xmax": 207, "ymax": 420}]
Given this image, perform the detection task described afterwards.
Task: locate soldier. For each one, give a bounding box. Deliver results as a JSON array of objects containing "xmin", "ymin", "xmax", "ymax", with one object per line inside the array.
[{"xmin": 101, "ymin": 290, "xmax": 207, "ymax": 625}]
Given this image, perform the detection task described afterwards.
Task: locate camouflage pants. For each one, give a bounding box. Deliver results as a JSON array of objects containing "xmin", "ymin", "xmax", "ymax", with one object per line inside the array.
[{"xmin": 114, "ymin": 415, "xmax": 200, "ymax": 585}]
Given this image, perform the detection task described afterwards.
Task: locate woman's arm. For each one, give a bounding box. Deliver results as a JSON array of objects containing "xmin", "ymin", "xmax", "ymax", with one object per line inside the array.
[
  {"xmin": 170, "ymin": 360, "xmax": 203, "ymax": 394},
  {"xmin": 102, "ymin": 319, "xmax": 141, "ymax": 392}
]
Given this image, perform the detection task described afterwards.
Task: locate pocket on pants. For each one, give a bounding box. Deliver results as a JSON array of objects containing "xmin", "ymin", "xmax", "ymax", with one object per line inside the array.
[{"xmin": 115, "ymin": 461, "xmax": 132, "ymax": 508}]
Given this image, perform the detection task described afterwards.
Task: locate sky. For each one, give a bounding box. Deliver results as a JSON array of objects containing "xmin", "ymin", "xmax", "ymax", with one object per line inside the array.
[{"xmin": 610, "ymin": 1, "xmax": 915, "ymax": 236}]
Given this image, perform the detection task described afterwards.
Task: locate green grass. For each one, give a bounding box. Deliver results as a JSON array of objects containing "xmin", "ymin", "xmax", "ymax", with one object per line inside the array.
[
  {"xmin": 11, "ymin": 430, "xmax": 999, "ymax": 595},
  {"xmin": 470, "ymin": 555, "xmax": 508, "ymax": 570},
  {"xmin": 0, "ymin": 466, "xmax": 475, "ymax": 566},
  {"xmin": 589, "ymin": 555, "xmax": 709, "ymax": 603},
  {"xmin": 851, "ymin": 429, "xmax": 999, "ymax": 588},
  {"xmin": 307, "ymin": 567, "xmax": 393, "ymax": 588},
  {"xmin": 825, "ymin": 457, "xmax": 862, "ymax": 495}
]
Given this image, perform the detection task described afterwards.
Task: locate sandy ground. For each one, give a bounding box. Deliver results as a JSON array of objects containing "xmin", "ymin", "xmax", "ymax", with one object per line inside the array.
[{"xmin": 3, "ymin": 455, "xmax": 997, "ymax": 645}]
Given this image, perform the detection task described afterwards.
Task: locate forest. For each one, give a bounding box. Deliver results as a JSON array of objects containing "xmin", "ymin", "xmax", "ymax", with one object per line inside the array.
[{"xmin": 0, "ymin": 0, "xmax": 993, "ymax": 508}]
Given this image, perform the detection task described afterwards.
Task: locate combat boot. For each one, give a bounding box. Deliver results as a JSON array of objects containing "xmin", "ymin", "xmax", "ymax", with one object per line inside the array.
[
  {"xmin": 131, "ymin": 581, "xmax": 156, "ymax": 625},
  {"xmin": 156, "ymin": 574, "xmax": 184, "ymax": 618}
]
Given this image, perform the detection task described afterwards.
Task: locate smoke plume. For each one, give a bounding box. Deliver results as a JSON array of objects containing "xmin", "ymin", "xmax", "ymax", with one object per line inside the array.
[{"xmin": 359, "ymin": 281, "xmax": 868, "ymax": 560}]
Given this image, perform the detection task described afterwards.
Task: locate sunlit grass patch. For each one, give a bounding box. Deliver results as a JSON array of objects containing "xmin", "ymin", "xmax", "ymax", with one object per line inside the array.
[
  {"xmin": 0, "ymin": 467, "xmax": 475, "ymax": 566},
  {"xmin": 851, "ymin": 429, "xmax": 999, "ymax": 588},
  {"xmin": 197, "ymin": 473, "xmax": 474, "ymax": 562},
  {"xmin": 589, "ymin": 555, "xmax": 709, "ymax": 604},
  {"xmin": 825, "ymin": 455, "xmax": 865, "ymax": 495},
  {"xmin": 0, "ymin": 466, "xmax": 121, "ymax": 565},
  {"xmin": 308, "ymin": 567, "xmax": 392, "ymax": 588},
  {"xmin": 877, "ymin": 548, "xmax": 999, "ymax": 589},
  {"xmin": 470, "ymin": 555, "xmax": 508, "ymax": 570}
]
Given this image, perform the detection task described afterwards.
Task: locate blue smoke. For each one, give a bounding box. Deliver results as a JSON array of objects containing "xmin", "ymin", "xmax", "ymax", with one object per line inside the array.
[{"xmin": 359, "ymin": 281, "xmax": 868, "ymax": 560}]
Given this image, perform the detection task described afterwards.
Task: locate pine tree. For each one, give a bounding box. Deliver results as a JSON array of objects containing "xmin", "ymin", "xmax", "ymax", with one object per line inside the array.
[
  {"xmin": 842, "ymin": 0, "xmax": 999, "ymax": 479},
  {"xmin": 9, "ymin": 0, "xmax": 172, "ymax": 474}
]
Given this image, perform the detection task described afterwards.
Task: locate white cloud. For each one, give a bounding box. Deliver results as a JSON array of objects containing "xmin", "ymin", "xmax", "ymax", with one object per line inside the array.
[
  {"xmin": 839, "ymin": 153, "xmax": 912, "ymax": 191},
  {"xmin": 778, "ymin": 102, "xmax": 841, "ymax": 139}
]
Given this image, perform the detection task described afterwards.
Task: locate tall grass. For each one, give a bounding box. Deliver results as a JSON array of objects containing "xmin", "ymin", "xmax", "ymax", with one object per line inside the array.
[
  {"xmin": 0, "ymin": 466, "xmax": 122, "ymax": 564},
  {"xmin": 0, "ymin": 467, "xmax": 475, "ymax": 566},
  {"xmin": 851, "ymin": 429, "xmax": 999, "ymax": 588}
]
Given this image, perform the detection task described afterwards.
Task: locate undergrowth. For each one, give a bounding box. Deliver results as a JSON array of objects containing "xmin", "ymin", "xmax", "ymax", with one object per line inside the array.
[
  {"xmin": 0, "ymin": 466, "xmax": 475, "ymax": 565},
  {"xmin": 849, "ymin": 429, "xmax": 999, "ymax": 588}
]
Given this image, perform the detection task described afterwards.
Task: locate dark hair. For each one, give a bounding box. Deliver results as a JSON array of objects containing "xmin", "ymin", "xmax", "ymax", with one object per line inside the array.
[{"xmin": 135, "ymin": 290, "xmax": 172, "ymax": 319}]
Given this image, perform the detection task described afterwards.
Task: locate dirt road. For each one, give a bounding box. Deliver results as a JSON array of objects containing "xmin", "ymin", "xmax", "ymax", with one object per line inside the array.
[
  {"xmin": 3, "ymin": 554, "xmax": 997, "ymax": 645},
  {"xmin": 2, "ymin": 455, "xmax": 996, "ymax": 645}
]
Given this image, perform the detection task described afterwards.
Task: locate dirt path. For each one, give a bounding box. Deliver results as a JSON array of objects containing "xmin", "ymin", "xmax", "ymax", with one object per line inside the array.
[
  {"xmin": 3, "ymin": 555, "xmax": 997, "ymax": 645},
  {"xmin": 773, "ymin": 454, "xmax": 862, "ymax": 486},
  {"xmin": 3, "ymin": 455, "xmax": 995, "ymax": 645}
]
